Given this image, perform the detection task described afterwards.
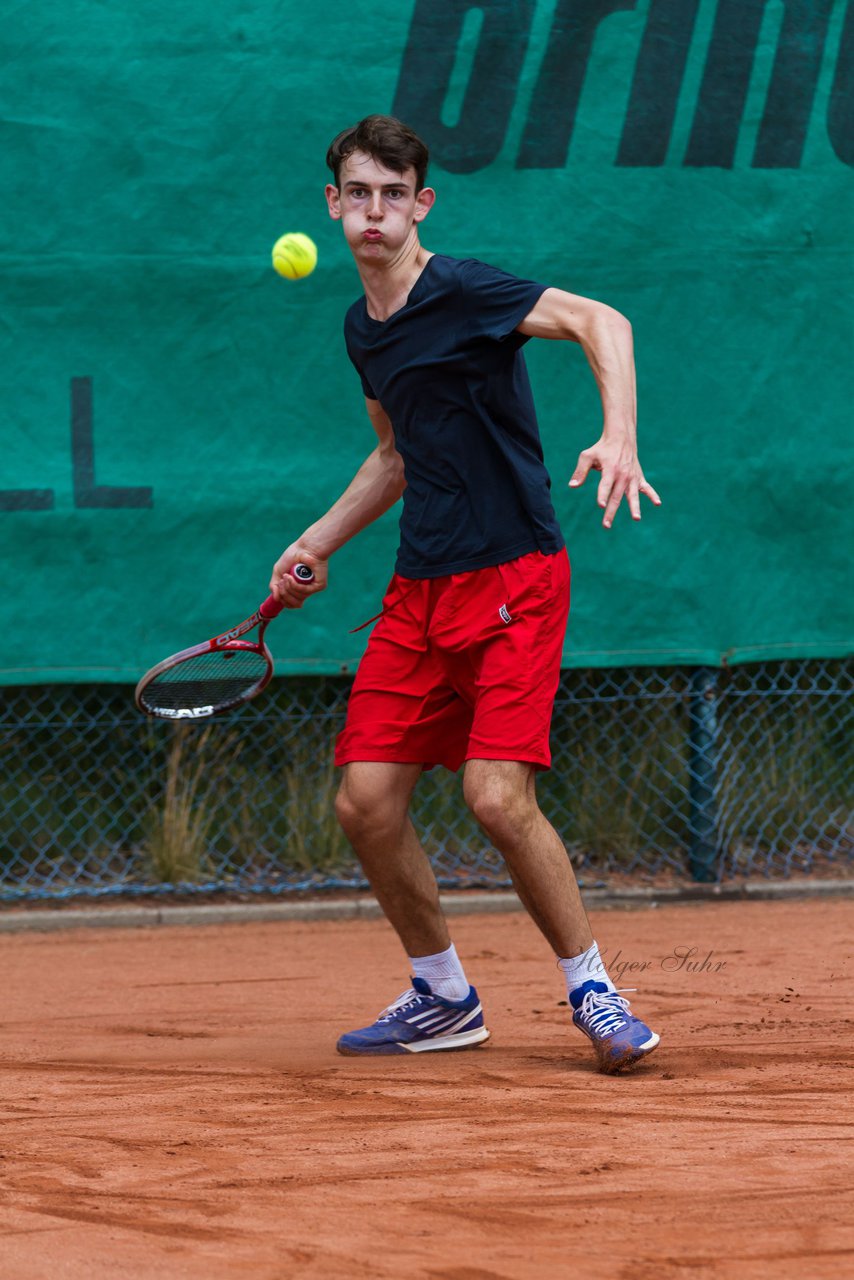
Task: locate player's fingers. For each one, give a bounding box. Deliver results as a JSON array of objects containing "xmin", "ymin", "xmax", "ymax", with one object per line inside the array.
[
  {"xmin": 280, "ymin": 585, "xmax": 309, "ymax": 609},
  {"xmin": 271, "ymin": 574, "xmax": 302, "ymax": 606},
  {"xmin": 628, "ymin": 480, "xmax": 642, "ymax": 521},
  {"xmin": 568, "ymin": 452, "xmax": 594, "ymax": 488},
  {"xmin": 284, "ymin": 572, "xmax": 328, "ymax": 608},
  {"xmin": 270, "ymin": 556, "xmax": 324, "ymax": 604},
  {"xmin": 640, "ymin": 479, "xmax": 662, "ymax": 506},
  {"xmin": 601, "ymin": 475, "xmax": 626, "ymax": 529}
]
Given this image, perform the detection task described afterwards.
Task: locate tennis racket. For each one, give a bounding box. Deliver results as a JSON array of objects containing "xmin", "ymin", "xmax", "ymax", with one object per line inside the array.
[{"xmin": 134, "ymin": 563, "xmax": 314, "ymax": 720}]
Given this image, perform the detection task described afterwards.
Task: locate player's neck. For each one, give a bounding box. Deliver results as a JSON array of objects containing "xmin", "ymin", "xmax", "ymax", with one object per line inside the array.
[{"xmin": 358, "ymin": 238, "xmax": 433, "ymax": 323}]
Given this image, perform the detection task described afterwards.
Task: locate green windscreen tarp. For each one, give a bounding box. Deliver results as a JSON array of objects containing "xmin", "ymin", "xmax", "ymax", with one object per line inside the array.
[{"xmin": 2, "ymin": 0, "xmax": 852, "ymax": 683}]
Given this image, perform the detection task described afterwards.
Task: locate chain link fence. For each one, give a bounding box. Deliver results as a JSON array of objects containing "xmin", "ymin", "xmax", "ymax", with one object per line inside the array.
[{"xmin": 1, "ymin": 660, "xmax": 851, "ymax": 902}]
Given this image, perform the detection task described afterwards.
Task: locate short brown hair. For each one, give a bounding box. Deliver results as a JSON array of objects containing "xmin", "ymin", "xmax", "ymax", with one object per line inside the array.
[{"xmin": 326, "ymin": 115, "xmax": 430, "ymax": 192}]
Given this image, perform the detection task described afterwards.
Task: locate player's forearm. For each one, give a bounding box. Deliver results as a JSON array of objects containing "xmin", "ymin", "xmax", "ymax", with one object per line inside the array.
[
  {"xmin": 299, "ymin": 446, "xmax": 406, "ymax": 559},
  {"xmin": 577, "ymin": 307, "xmax": 637, "ymax": 445},
  {"xmin": 519, "ymin": 291, "xmax": 636, "ymax": 441}
]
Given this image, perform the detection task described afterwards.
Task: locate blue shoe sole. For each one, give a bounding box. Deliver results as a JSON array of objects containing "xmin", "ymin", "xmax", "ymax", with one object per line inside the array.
[
  {"xmin": 596, "ymin": 1032, "xmax": 660, "ymax": 1074},
  {"xmin": 337, "ymin": 1026, "xmax": 490, "ymax": 1056},
  {"xmin": 337, "ymin": 1040, "xmax": 411, "ymax": 1056}
]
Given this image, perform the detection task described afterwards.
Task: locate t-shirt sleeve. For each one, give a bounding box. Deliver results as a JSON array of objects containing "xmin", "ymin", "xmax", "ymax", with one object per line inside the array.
[
  {"xmin": 348, "ymin": 350, "xmax": 377, "ymax": 400},
  {"xmin": 344, "ymin": 311, "xmax": 377, "ymax": 399},
  {"xmin": 458, "ymin": 258, "xmax": 549, "ymax": 343}
]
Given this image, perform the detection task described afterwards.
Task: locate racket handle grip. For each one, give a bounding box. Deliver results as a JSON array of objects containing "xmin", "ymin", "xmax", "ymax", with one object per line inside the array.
[{"xmin": 259, "ymin": 563, "xmax": 316, "ymax": 619}]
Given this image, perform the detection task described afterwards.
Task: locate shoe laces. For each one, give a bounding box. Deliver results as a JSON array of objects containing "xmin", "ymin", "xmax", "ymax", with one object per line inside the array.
[
  {"xmin": 377, "ymin": 987, "xmax": 425, "ymax": 1022},
  {"xmin": 576, "ymin": 987, "xmax": 636, "ymax": 1035}
]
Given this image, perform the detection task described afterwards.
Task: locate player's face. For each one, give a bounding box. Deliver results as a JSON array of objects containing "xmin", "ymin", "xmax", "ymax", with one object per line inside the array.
[{"xmin": 325, "ymin": 151, "xmax": 434, "ymax": 263}]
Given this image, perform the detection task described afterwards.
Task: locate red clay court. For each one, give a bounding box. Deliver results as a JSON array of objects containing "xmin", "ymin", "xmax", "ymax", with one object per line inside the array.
[{"xmin": 1, "ymin": 896, "xmax": 852, "ymax": 1279}]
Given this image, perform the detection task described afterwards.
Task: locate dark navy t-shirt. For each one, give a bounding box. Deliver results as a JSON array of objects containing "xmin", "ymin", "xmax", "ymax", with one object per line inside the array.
[{"xmin": 344, "ymin": 253, "xmax": 565, "ymax": 578}]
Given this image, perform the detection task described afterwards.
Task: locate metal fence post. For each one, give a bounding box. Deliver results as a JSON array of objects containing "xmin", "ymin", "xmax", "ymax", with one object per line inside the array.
[{"xmin": 688, "ymin": 667, "xmax": 720, "ymax": 882}]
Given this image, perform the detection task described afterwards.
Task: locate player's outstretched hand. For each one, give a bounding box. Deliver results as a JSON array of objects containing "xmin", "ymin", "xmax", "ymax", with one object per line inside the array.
[
  {"xmin": 569, "ymin": 437, "xmax": 661, "ymax": 529},
  {"xmin": 270, "ymin": 544, "xmax": 328, "ymax": 608}
]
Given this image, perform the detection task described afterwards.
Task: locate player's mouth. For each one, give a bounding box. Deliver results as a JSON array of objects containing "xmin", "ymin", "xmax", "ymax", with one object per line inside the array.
[{"xmin": 363, "ymin": 229, "xmax": 384, "ymax": 241}]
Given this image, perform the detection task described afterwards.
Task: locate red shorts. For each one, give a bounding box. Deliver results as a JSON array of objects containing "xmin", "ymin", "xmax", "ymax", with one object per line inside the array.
[{"xmin": 335, "ymin": 549, "xmax": 570, "ymax": 772}]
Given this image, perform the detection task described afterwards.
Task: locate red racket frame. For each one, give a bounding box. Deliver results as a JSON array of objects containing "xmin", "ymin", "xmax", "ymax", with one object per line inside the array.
[{"xmin": 134, "ymin": 565, "xmax": 313, "ymax": 719}]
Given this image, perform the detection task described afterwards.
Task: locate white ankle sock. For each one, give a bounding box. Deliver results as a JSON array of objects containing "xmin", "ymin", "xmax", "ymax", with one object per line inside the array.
[
  {"xmin": 409, "ymin": 942, "xmax": 470, "ymax": 1001},
  {"xmin": 558, "ymin": 941, "xmax": 617, "ymax": 998}
]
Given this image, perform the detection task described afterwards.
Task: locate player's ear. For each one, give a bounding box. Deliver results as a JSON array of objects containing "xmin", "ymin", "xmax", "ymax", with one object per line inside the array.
[
  {"xmin": 413, "ymin": 186, "xmax": 436, "ymax": 222},
  {"xmin": 325, "ymin": 183, "xmax": 342, "ymax": 220}
]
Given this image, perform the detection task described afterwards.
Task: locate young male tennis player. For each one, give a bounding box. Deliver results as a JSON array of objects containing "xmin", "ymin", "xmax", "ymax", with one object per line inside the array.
[{"xmin": 270, "ymin": 116, "xmax": 662, "ymax": 1072}]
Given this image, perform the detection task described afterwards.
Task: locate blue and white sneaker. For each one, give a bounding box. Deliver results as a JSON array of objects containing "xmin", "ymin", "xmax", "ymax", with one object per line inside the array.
[
  {"xmin": 570, "ymin": 980, "xmax": 660, "ymax": 1073},
  {"xmin": 337, "ymin": 976, "xmax": 490, "ymax": 1056}
]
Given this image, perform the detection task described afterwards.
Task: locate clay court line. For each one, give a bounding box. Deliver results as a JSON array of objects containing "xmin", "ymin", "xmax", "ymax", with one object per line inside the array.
[{"xmin": 129, "ymin": 975, "xmax": 313, "ymax": 987}]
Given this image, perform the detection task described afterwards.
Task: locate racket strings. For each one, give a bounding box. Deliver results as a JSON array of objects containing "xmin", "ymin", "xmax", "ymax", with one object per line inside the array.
[{"xmin": 139, "ymin": 648, "xmax": 270, "ymax": 714}]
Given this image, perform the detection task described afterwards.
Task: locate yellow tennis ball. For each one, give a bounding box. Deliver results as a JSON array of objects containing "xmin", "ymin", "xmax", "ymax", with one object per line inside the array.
[{"xmin": 272, "ymin": 232, "xmax": 317, "ymax": 280}]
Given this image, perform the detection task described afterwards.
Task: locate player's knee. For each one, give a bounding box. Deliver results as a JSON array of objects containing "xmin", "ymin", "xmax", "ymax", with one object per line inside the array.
[
  {"xmin": 464, "ymin": 778, "xmax": 532, "ymax": 840},
  {"xmin": 334, "ymin": 782, "xmax": 399, "ymax": 841},
  {"xmin": 334, "ymin": 784, "xmax": 368, "ymax": 838}
]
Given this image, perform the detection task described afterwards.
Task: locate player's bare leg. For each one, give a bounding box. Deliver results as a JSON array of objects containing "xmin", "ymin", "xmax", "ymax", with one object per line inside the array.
[
  {"xmin": 463, "ymin": 759, "xmax": 593, "ymax": 956},
  {"xmin": 463, "ymin": 757, "xmax": 659, "ymax": 1071},
  {"xmin": 334, "ymin": 761, "xmax": 450, "ymax": 957},
  {"xmin": 334, "ymin": 760, "xmax": 489, "ymax": 1056}
]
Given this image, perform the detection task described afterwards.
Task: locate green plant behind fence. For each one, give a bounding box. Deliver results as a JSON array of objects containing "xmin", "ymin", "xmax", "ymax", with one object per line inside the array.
[{"xmin": 143, "ymin": 725, "xmax": 235, "ymax": 885}]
